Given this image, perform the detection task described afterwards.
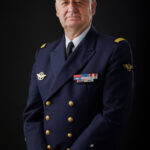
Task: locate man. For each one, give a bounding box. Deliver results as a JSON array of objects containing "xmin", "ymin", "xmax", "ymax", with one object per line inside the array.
[{"xmin": 23, "ymin": 0, "xmax": 134, "ymax": 150}]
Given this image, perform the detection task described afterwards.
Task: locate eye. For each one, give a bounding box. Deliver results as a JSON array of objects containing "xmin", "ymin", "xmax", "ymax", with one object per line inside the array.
[
  {"xmin": 61, "ymin": 1, "xmax": 68, "ymax": 5},
  {"xmin": 73, "ymin": 1, "xmax": 81, "ymax": 5}
]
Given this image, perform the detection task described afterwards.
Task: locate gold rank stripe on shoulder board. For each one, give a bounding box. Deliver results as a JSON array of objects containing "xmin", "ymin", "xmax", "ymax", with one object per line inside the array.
[
  {"xmin": 114, "ymin": 37, "xmax": 126, "ymax": 43},
  {"xmin": 40, "ymin": 43, "xmax": 47, "ymax": 48},
  {"xmin": 123, "ymin": 64, "xmax": 133, "ymax": 72}
]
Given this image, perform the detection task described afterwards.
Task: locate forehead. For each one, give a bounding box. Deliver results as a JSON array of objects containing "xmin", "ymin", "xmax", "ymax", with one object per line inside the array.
[{"xmin": 56, "ymin": 0, "xmax": 89, "ymax": 2}]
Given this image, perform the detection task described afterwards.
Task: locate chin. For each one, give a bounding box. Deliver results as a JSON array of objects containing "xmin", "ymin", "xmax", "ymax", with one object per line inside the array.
[{"xmin": 67, "ymin": 21, "xmax": 82, "ymax": 28}]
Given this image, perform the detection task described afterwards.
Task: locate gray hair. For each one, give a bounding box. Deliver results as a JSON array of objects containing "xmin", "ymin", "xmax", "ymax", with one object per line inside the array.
[
  {"xmin": 55, "ymin": 0, "xmax": 94, "ymax": 10},
  {"xmin": 55, "ymin": 0, "xmax": 93, "ymax": 2}
]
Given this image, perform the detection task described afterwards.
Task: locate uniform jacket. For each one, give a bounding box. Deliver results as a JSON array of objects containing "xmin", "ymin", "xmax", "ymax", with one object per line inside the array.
[{"xmin": 23, "ymin": 26, "xmax": 134, "ymax": 150}]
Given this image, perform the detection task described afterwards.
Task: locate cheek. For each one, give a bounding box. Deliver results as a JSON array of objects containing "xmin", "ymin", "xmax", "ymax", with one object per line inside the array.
[
  {"xmin": 59, "ymin": 10, "xmax": 67, "ymax": 19},
  {"xmin": 57, "ymin": 12, "xmax": 64, "ymax": 21},
  {"xmin": 80, "ymin": 8, "xmax": 90, "ymax": 17}
]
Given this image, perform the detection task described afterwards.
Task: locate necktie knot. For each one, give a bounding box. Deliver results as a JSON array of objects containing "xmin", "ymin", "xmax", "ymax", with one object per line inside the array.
[{"xmin": 66, "ymin": 41, "xmax": 74, "ymax": 59}]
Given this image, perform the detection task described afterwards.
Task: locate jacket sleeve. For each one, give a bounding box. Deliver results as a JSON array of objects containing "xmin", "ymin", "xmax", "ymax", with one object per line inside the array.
[
  {"xmin": 70, "ymin": 41, "xmax": 134, "ymax": 150},
  {"xmin": 23, "ymin": 49, "xmax": 46, "ymax": 150}
]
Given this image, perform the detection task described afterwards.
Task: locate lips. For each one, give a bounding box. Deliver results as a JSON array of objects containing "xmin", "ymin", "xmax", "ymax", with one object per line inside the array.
[
  {"xmin": 66, "ymin": 13, "xmax": 80, "ymax": 17},
  {"xmin": 66, "ymin": 16, "xmax": 80, "ymax": 20}
]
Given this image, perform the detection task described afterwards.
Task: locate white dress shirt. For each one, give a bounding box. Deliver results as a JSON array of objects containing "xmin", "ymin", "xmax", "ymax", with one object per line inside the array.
[{"xmin": 65, "ymin": 25, "xmax": 91, "ymax": 52}]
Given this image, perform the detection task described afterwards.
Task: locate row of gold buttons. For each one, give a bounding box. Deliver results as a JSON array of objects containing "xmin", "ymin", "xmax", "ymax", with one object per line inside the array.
[
  {"xmin": 45, "ymin": 100, "xmax": 75, "ymax": 149},
  {"xmin": 45, "ymin": 100, "xmax": 51, "ymax": 149},
  {"xmin": 68, "ymin": 100, "xmax": 74, "ymax": 138},
  {"xmin": 45, "ymin": 100, "xmax": 74, "ymax": 108},
  {"xmin": 67, "ymin": 100, "xmax": 75, "ymax": 150}
]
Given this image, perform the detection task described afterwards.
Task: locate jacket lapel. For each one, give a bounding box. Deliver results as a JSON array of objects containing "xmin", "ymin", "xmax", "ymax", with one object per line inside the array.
[
  {"xmin": 50, "ymin": 37, "xmax": 66, "ymax": 78},
  {"xmin": 45, "ymin": 26, "xmax": 98, "ymax": 101}
]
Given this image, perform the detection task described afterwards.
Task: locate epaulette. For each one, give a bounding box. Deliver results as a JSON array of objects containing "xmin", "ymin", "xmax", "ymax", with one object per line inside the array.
[
  {"xmin": 114, "ymin": 37, "xmax": 126, "ymax": 43},
  {"xmin": 40, "ymin": 43, "xmax": 47, "ymax": 48}
]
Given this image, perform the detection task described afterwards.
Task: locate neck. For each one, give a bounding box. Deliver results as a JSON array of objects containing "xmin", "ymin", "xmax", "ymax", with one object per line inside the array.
[{"xmin": 64, "ymin": 24, "xmax": 91, "ymax": 40}]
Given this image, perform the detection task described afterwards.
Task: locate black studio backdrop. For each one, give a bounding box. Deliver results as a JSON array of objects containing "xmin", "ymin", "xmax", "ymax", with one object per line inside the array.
[{"xmin": 1, "ymin": 0, "xmax": 149, "ymax": 150}]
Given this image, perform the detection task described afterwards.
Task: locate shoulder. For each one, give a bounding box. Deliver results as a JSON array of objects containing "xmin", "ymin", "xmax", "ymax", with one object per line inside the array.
[
  {"xmin": 94, "ymin": 32, "xmax": 133, "ymax": 65},
  {"xmin": 97, "ymin": 33, "xmax": 131, "ymax": 53},
  {"xmin": 35, "ymin": 38, "xmax": 61, "ymax": 58},
  {"xmin": 39, "ymin": 39, "xmax": 61, "ymax": 53},
  {"xmin": 98, "ymin": 33, "xmax": 128, "ymax": 46}
]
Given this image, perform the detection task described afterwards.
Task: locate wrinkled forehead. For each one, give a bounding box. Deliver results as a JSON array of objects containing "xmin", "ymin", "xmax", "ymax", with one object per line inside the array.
[{"xmin": 55, "ymin": 0, "xmax": 91, "ymax": 2}]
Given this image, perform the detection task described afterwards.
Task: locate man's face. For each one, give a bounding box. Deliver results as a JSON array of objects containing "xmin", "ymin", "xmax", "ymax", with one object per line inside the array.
[{"xmin": 55, "ymin": 0, "xmax": 96, "ymax": 30}]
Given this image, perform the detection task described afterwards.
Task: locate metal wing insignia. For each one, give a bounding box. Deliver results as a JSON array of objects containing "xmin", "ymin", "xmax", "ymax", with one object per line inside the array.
[{"xmin": 36, "ymin": 72, "xmax": 47, "ymax": 80}]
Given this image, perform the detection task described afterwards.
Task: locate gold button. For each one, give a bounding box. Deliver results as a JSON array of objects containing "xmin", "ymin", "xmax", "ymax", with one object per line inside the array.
[
  {"xmin": 67, "ymin": 133, "xmax": 72, "ymax": 138},
  {"xmin": 68, "ymin": 117, "xmax": 74, "ymax": 122},
  {"xmin": 66, "ymin": 148, "xmax": 70, "ymax": 150},
  {"xmin": 47, "ymin": 145, "xmax": 51, "ymax": 149},
  {"xmin": 45, "ymin": 130, "xmax": 50, "ymax": 135},
  {"xmin": 46, "ymin": 101, "xmax": 51, "ymax": 106},
  {"xmin": 68, "ymin": 101, "xmax": 74, "ymax": 107},
  {"xmin": 45, "ymin": 115, "xmax": 50, "ymax": 121}
]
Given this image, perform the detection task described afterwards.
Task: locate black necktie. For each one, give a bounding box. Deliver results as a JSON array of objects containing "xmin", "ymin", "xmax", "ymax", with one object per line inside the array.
[{"xmin": 66, "ymin": 41, "xmax": 74, "ymax": 59}]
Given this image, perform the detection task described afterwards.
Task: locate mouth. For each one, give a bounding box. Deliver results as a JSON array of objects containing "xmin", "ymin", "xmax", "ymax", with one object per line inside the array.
[
  {"xmin": 66, "ymin": 14, "xmax": 80, "ymax": 19},
  {"xmin": 66, "ymin": 16, "xmax": 81, "ymax": 20}
]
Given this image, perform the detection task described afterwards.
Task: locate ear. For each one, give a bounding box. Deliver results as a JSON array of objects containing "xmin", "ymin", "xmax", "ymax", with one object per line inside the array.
[{"xmin": 91, "ymin": 0, "xmax": 97, "ymax": 16}]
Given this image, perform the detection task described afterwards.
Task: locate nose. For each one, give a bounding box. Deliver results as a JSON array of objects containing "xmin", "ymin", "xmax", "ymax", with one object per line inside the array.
[{"xmin": 68, "ymin": 2, "xmax": 78, "ymax": 13}]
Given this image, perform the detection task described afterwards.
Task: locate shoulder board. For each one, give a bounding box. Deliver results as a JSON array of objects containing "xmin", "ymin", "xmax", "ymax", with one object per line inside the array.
[
  {"xmin": 40, "ymin": 43, "xmax": 47, "ymax": 48},
  {"xmin": 114, "ymin": 37, "xmax": 126, "ymax": 43}
]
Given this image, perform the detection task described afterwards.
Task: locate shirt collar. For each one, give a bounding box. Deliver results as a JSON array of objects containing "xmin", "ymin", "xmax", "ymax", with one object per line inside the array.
[{"xmin": 65, "ymin": 25, "xmax": 91, "ymax": 52}]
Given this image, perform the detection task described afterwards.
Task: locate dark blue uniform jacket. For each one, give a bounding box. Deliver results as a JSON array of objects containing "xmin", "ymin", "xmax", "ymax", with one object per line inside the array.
[{"xmin": 23, "ymin": 26, "xmax": 134, "ymax": 150}]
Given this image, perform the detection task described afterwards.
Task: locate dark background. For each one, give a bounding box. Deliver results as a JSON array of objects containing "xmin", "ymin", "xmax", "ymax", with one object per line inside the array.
[{"xmin": 1, "ymin": 0, "xmax": 149, "ymax": 149}]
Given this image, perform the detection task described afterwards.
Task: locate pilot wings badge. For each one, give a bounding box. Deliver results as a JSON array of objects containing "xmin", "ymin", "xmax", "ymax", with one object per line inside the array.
[{"xmin": 36, "ymin": 72, "xmax": 47, "ymax": 80}]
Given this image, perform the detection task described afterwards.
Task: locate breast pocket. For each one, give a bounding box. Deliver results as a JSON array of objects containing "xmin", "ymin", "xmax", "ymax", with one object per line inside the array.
[{"xmin": 85, "ymin": 78, "xmax": 101, "ymax": 92}]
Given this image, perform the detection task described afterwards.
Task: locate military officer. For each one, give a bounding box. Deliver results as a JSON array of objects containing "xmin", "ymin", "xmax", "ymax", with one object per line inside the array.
[{"xmin": 23, "ymin": 0, "xmax": 134, "ymax": 150}]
